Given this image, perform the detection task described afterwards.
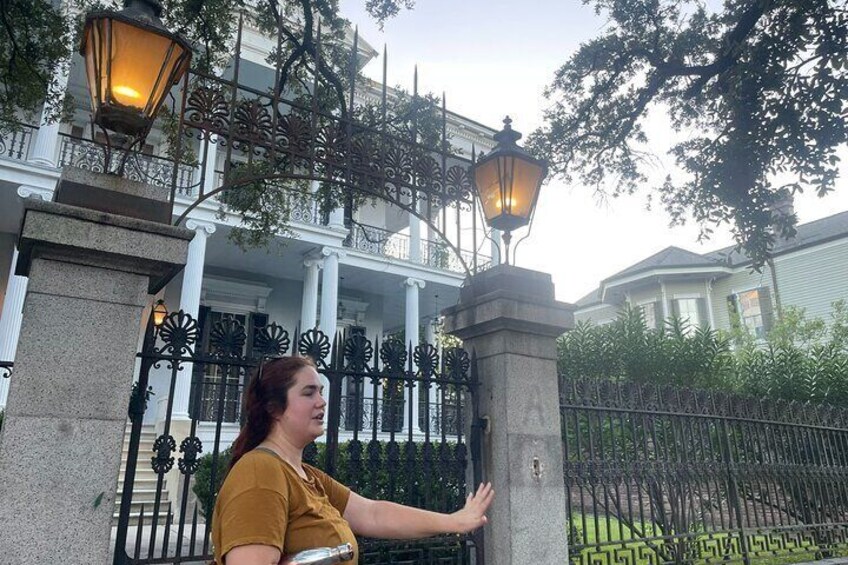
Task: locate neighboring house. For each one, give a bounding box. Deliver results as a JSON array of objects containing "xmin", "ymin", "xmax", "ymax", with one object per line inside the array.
[
  {"xmin": 0, "ymin": 17, "xmax": 498, "ymax": 452},
  {"xmin": 574, "ymin": 210, "xmax": 848, "ymax": 337}
]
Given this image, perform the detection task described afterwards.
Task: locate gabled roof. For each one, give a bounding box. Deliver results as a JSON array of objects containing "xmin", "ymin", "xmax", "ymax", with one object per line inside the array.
[
  {"xmin": 575, "ymin": 209, "xmax": 848, "ymax": 308},
  {"xmin": 604, "ymin": 246, "xmax": 724, "ymax": 283},
  {"xmin": 704, "ymin": 210, "xmax": 848, "ymax": 266}
]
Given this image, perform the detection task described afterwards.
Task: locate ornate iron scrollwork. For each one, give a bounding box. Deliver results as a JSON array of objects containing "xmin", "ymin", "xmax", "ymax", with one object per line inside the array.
[
  {"xmin": 151, "ymin": 434, "xmax": 176, "ymax": 474},
  {"xmin": 178, "ymin": 436, "xmax": 203, "ymax": 475}
]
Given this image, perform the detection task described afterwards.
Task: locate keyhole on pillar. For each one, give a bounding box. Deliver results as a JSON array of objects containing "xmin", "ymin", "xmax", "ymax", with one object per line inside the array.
[{"xmin": 532, "ymin": 457, "xmax": 542, "ymax": 479}]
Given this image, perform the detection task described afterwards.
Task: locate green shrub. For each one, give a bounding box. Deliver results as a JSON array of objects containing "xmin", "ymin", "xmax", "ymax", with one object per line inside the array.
[
  {"xmin": 191, "ymin": 439, "xmax": 465, "ymax": 520},
  {"xmin": 560, "ymin": 301, "xmax": 848, "ymax": 405},
  {"xmin": 192, "ymin": 446, "xmax": 232, "ymax": 520}
]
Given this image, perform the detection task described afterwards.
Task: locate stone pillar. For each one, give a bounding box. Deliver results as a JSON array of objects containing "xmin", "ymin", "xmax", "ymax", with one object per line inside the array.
[
  {"xmin": 0, "ymin": 198, "xmax": 191, "ymax": 564},
  {"xmin": 442, "ymin": 265, "xmax": 574, "ymax": 565},
  {"xmin": 300, "ymin": 258, "xmax": 322, "ymax": 330},
  {"xmin": 28, "ymin": 63, "xmax": 71, "ymax": 167},
  {"xmin": 404, "ymin": 278, "xmax": 424, "ymax": 433},
  {"xmin": 0, "ymin": 187, "xmax": 54, "ymax": 408},
  {"xmin": 172, "ymin": 219, "xmax": 216, "ymax": 420}
]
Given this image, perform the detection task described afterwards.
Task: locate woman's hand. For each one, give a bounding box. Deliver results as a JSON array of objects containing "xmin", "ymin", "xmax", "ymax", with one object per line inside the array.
[{"xmin": 449, "ymin": 482, "xmax": 494, "ymax": 534}]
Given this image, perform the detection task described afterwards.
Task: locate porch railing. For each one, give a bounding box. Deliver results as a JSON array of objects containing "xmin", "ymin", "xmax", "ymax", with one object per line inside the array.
[
  {"xmin": 0, "ymin": 123, "xmax": 35, "ymax": 161},
  {"xmin": 345, "ymin": 223, "xmax": 410, "ymax": 262}
]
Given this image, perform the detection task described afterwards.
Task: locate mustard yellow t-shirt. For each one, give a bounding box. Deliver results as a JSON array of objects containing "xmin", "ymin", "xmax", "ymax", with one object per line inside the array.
[{"xmin": 211, "ymin": 448, "xmax": 358, "ymax": 564}]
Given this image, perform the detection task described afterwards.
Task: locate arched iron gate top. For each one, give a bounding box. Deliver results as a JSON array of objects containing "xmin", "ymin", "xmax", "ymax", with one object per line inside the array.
[{"xmin": 161, "ymin": 14, "xmax": 493, "ymax": 276}]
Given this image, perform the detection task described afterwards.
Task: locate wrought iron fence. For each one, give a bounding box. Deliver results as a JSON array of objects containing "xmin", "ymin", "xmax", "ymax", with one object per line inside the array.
[
  {"xmin": 0, "ymin": 123, "xmax": 34, "ymax": 161},
  {"xmin": 0, "ymin": 360, "xmax": 11, "ymax": 380},
  {"xmin": 560, "ymin": 376, "xmax": 848, "ymax": 565},
  {"xmin": 115, "ymin": 310, "xmax": 482, "ymax": 564}
]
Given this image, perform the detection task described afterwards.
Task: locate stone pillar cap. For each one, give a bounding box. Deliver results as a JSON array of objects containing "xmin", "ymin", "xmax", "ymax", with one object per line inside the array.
[
  {"xmin": 16, "ymin": 199, "xmax": 193, "ymax": 294},
  {"xmin": 442, "ymin": 264, "xmax": 575, "ymax": 340}
]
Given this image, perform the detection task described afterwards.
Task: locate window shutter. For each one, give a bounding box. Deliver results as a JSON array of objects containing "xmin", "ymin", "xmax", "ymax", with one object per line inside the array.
[
  {"xmin": 758, "ymin": 287, "xmax": 774, "ymax": 334},
  {"xmin": 670, "ymin": 299, "xmax": 680, "ymax": 320},
  {"xmin": 189, "ymin": 305, "xmax": 212, "ymax": 420},
  {"xmin": 726, "ymin": 294, "xmax": 738, "ymax": 319},
  {"xmin": 697, "ymin": 298, "xmax": 709, "ymax": 329},
  {"xmin": 653, "ymin": 301, "xmax": 663, "ymax": 329},
  {"xmin": 247, "ymin": 312, "xmax": 269, "ymax": 359}
]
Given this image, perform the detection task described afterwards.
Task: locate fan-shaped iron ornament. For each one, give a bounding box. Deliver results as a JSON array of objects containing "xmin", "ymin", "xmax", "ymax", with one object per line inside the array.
[
  {"xmin": 254, "ymin": 323, "xmax": 290, "ymax": 357},
  {"xmin": 379, "ymin": 338, "xmax": 407, "ymax": 373},
  {"xmin": 344, "ymin": 333, "xmax": 373, "ymax": 372},
  {"xmin": 209, "ymin": 316, "xmax": 247, "ymax": 357},
  {"xmin": 443, "ymin": 347, "xmax": 470, "ymax": 381},
  {"xmin": 298, "ymin": 328, "xmax": 331, "ymax": 364},
  {"xmin": 157, "ymin": 310, "xmax": 199, "ymax": 357}
]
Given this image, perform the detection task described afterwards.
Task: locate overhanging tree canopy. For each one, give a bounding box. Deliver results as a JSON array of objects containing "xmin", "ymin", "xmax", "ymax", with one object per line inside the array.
[{"xmin": 530, "ymin": 0, "xmax": 848, "ymax": 268}]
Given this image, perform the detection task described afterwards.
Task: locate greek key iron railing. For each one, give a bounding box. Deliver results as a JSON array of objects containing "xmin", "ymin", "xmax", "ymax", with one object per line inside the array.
[
  {"xmin": 0, "ymin": 123, "xmax": 34, "ymax": 161},
  {"xmin": 560, "ymin": 376, "xmax": 848, "ymax": 565},
  {"xmin": 115, "ymin": 309, "xmax": 482, "ymax": 565}
]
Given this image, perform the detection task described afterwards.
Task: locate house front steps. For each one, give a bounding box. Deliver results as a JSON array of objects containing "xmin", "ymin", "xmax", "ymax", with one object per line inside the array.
[{"xmin": 114, "ymin": 424, "xmax": 171, "ymax": 526}]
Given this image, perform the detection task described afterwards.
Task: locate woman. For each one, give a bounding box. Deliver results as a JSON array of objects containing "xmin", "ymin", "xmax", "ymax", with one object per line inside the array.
[{"xmin": 211, "ymin": 356, "xmax": 494, "ymax": 564}]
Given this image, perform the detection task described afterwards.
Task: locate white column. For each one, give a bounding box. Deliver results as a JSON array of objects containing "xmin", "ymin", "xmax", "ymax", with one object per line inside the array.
[
  {"xmin": 319, "ymin": 248, "xmax": 344, "ymax": 339},
  {"xmin": 28, "ymin": 63, "xmax": 71, "ymax": 167},
  {"xmin": 660, "ymin": 280, "xmax": 670, "ymax": 321},
  {"xmin": 424, "ymin": 317, "xmax": 437, "ymax": 345},
  {"xmin": 172, "ymin": 219, "xmax": 217, "ymax": 420},
  {"xmin": 705, "ymin": 279, "xmax": 716, "ymax": 329},
  {"xmin": 404, "ymin": 278, "xmax": 425, "ymax": 434},
  {"xmin": 409, "ymin": 205, "xmax": 421, "ymax": 263},
  {"xmin": 202, "ymin": 136, "xmax": 219, "ymax": 196},
  {"xmin": 0, "ymin": 185, "xmax": 52, "ymax": 408},
  {"xmin": 300, "ymin": 258, "xmax": 322, "ymax": 330},
  {"xmin": 0, "ymin": 247, "xmax": 25, "ymax": 409},
  {"xmin": 329, "ymin": 207, "xmax": 346, "ymax": 230},
  {"xmin": 490, "ymin": 229, "xmax": 502, "ymax": 265}
]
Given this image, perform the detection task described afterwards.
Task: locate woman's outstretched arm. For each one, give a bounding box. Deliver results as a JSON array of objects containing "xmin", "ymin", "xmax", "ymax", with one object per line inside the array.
[{"xmin": 343, "ymin": 482, "xmax": 494, "ymax": 539}]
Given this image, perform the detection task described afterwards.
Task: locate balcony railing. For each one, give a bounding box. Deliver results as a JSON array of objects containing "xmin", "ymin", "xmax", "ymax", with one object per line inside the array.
[
  {"xmin": 0, "ymin": 123, "xmax": 35, "ymax": 161},
  {"xmin": 57, "ymin": 135, "xmax": 197, "ymax": 193},
  {"xmin": 344, "ymin": 223, "xmax": 492, "ymax": 274},
  {"xmin": 340, "ymin": 395, "xmax": 462, "ymax": 436},
  {"xmin": 345, "ymin": 223, "xmax": 410, "ymax": 262}
]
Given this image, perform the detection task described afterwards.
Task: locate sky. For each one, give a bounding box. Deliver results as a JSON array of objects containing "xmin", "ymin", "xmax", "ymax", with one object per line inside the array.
[{"xmin": 339, "ymin": 0, "xmax": 848, "ymax": 303}]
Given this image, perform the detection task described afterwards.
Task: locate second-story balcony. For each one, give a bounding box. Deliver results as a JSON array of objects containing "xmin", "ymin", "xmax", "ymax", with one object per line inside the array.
[{"xmin": 2, "ymin": 123, "xmax": 492, "ymax": 275}]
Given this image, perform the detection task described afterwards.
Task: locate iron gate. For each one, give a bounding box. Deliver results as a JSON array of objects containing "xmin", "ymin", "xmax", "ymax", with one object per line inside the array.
[{"xmin": 114, "ymin": 309, "xmax": 483, "ymax": 564}]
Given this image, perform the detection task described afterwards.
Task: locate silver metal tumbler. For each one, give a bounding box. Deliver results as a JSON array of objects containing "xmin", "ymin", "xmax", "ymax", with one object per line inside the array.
[{"xmin": 279, "ymin": 543, "xmax": 355, "ymax": 565}]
